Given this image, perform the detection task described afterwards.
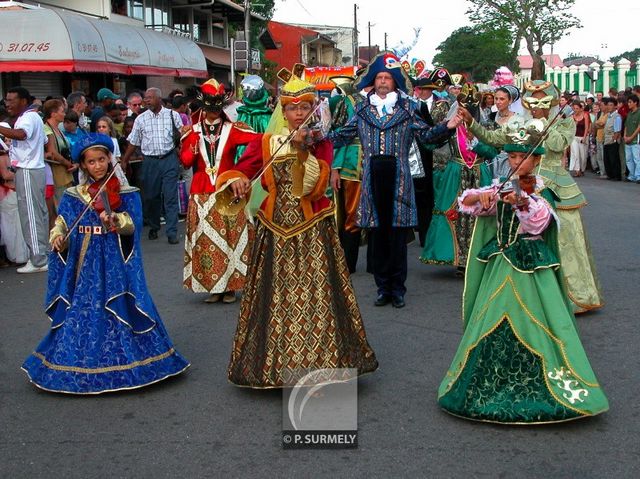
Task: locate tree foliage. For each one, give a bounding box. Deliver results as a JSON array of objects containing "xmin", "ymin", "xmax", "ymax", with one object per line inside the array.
[
  {"xmin": 466, "ymin": 0, "xmax": 581, "ymax": 79},
  {"xmin": 610, "ymin": 48, "xmax": 640, "ymax": 64},
  {"xmin": 432, "ymin": 27, "xmax": 518, "ymax": 82}
]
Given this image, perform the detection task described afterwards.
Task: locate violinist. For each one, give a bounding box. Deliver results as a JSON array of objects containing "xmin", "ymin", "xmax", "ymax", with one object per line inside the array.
[
  {"xmin": 22, "ymin": 133, "xmax": 189, "ymax": 394},
  {"xmin": 436, "ymin": 120, "xmax": 609, "ymax": 424},
  {"xmin": 461, "ymin": 80, "xmax": 603, "ymax": 314},
  {"xmin": 223, "ymin": 64, "xmax": 378, "ymax": 389}
]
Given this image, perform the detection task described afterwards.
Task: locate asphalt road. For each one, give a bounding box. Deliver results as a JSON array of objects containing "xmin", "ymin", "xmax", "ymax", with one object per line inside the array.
[{"xmin": 1, "ymin": 175, "xmax": 638, "ymax": 478}]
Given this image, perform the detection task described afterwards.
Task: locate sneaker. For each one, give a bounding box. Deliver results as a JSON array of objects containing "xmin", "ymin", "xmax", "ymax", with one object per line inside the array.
[{"xmin": 17, "ymin": 260, "xmax": 48, "ymax": 274}]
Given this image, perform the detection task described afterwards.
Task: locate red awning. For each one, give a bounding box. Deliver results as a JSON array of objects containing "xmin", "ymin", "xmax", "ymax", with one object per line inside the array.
[{"xmin": 0, "ymin": 7, "xmax": 208, "ymax": 78}]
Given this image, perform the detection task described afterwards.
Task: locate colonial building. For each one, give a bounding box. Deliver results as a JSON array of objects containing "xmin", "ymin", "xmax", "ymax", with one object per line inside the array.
[{"xmin": 0, "ymin": 0, "xmax": 261, "ymax": 99}]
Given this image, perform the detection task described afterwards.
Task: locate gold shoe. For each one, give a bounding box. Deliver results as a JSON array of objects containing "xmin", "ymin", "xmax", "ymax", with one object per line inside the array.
[
  {"xmin": 222, "ymin": 291, "xmax": 236, "ymax": 303},
  {"xmin": 204, "ymin": 293, "xmax": 222, "ymax": 303}
]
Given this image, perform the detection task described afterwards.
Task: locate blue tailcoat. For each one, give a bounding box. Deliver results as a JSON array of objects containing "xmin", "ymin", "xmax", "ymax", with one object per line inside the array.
[
  {"xmin": 329, "ymin": 94, "xmax": 451, "ymax": 228},
  {"xmin": 22, "ymin": 187, "xmax": 189, "ymax": 394}
]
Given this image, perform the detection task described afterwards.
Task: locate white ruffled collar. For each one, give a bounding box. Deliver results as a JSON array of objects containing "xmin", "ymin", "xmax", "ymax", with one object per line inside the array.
[{"xmin": 369, "ymin": 92, "xmax": 398, "ymax": 117}]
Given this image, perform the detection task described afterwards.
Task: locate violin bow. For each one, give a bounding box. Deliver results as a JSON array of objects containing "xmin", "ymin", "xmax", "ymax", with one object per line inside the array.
[{"xmin": 61, "ymin": 167, "xmax": 119, "ymax": 244}]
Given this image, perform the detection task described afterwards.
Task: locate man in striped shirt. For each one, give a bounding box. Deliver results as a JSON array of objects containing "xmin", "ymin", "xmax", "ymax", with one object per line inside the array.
[{"xmin": 122, "ymin": 88, "xmax": 183, "ymax": 244}]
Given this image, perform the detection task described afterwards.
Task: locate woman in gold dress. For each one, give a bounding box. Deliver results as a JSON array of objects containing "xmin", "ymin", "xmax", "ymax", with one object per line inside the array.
[{"xmin": 219, "ymin": 65, "xmax": 378, "ymax": 388}]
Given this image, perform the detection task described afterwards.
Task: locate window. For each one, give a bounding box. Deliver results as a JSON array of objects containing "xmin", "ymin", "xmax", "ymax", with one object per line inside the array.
[
  {"xmin": 193, "ymin": 11, "xmax": 211, "ymax": 44},
  {"xmin": 111, "ymin": 0, "xmax": 144, "ymax": 20}
]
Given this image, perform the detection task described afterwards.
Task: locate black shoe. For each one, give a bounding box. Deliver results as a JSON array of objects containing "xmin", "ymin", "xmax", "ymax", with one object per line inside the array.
[
  {"xmin": 148, "ymin": 229, "xmax": 158, "ymax": 240},
  {"xmin": 374, "ymin": 294, "xmax": 391, "ymax": 306},
  {"xmin": 391, "ymin": 296, "xmax": 405, "ymax": 308},
  {"xmin": 168, "ymin": 236, "xmax": 179, "ymax": 245}
]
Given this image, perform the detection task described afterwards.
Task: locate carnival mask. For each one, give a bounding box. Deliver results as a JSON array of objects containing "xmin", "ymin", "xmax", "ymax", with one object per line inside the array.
[{"xmin": 522, "ymin": 95, "xmax": 554, "ymax": 110}]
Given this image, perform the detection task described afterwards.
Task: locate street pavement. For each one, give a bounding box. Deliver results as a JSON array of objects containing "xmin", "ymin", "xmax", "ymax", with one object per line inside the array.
[{"xmin": 1, "ymin": 175, "xmax": 638, "ymax": 478}]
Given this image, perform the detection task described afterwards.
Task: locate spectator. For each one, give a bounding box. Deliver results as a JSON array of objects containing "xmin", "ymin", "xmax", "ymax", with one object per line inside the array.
[
  {"xmin": 93, "ymin": 116, "xmax": 129, "ymax": 186},
  {"xmin": 569, "ymin": 100, "xmax": 590, "ymax": 177},
  {"xmin": 62, "ymin": 110, "xmax": 88, "ymax": 150},
  {"xmin": 172, "ymin": 95, "xmax": 191, "ymax": 127},
  {"xmin": 0, "ymin": 128, "xmax": 29, "ymax": 266},
  {"xmin": 602, "ymin": 97, "xmax": 622, "ymax": 181},
  {"xmin": 596, "ymin": 91, "xmax": 604, "ymax": 103},
  {"xmin": 43, "ymin": 99, "xmax": 76, "ymax": 204},
  {"xmin": 122, "ymin": 87, "xmax": 184, "ymax": 244},
  {"xmin": 126, "ymin": 92, "xmax": 143, "ymax": 118},
  {"xmin": 592, "ymin": 102, "xmax": 608, "ymax": 178},
  {"xmin": 118, "ymin": 116, "xmax": 143, "ymax": 188},
  {"xmin": 90, "ymin": 88, "xmax": 120, "ymax": 132},
  {"xmin": 585, "ymin": 94, "xmax": 595, "ymax": 112},
  {"xmin": 0, "ymin": 87, "xmax": 49, "ymax": 273},
  {"xmin": 623, "ymin": 94, "xmax": 640, "ymax": 182},
  {"xmin": 66, "ymin": 91, "xmax": 89, "ymax": 132}
]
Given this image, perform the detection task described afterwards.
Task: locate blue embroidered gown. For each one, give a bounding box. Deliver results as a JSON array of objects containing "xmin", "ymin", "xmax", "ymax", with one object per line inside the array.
[{"xmin": 22, "ymin": 186, "xmax": 189, "ymax": 394}]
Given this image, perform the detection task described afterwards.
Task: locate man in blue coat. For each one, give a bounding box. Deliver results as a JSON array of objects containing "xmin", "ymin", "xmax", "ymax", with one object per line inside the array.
[{"xmin": 329, "ymin": 52, "xmax": 461, "ymax": 308}]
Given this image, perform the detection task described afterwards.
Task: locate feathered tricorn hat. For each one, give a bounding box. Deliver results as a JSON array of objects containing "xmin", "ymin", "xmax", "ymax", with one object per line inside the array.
[
  {"xmin": 353, "ymin": 51, "xmax": 413, "ymax": 94},
  {"xmin": 197, "ymin": 78, "xmax": 232, "ymax": 113},
  {"xmin": 278, "ymin": 63, "xmax": 316, "ymax": 106},
  {"xmin": 429, "ymin": 68, "xmax": 452, "ymax": 90}
]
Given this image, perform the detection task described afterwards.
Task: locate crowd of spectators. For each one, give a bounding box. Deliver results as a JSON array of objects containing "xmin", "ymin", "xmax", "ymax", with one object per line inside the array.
[
  {"xmin": 0, "ymin": 85, "xmax": 200, "ymax": 269},
  {"xmin": 564, "ymin": 85, "xmax": 640, "ymax": 183}
]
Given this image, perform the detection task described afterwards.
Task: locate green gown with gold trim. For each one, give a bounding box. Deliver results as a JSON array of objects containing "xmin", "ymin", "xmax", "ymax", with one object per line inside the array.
[{"xmin": 438, "ymin": 186, "xmax": 608, "ymax": 424}]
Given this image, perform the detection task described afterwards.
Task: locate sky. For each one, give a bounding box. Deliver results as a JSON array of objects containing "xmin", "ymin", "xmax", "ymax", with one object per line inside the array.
[{"xmin": 273, "ymin": 0, "xmax": 639, "ymax": 66}]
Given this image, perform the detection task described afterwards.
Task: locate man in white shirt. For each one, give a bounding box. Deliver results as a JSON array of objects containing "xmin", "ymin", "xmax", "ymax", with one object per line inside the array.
[
  {"xmin": 0, "ymin": 87, "xmax": 49, "ymax": 273},
  {"xmin": 122, "ymin": 87, "xmax": 183, "ymax": 244}
]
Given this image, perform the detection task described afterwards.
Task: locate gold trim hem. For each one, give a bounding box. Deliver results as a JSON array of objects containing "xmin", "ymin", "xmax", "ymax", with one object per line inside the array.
[{"xmin": 21, "ymin": 364, "xmax": 189, "ymax": 395}]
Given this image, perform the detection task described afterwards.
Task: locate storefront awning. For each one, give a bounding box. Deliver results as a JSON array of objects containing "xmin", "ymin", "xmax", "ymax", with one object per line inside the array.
[{"xmin": 0, "ymin": 8, "xmax": 208, "ymax": 78}]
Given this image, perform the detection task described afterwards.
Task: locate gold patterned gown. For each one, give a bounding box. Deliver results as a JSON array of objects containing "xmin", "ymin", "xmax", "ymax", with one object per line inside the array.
[{"xmin": 227, "ymin": 143, "xmax": 378, "ymax": 388}]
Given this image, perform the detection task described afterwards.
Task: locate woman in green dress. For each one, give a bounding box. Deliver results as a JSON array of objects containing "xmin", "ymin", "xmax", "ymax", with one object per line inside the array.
[
  {"xmin": 419, "ymin": 121, "xmax": 495, "ymax": 271},
  {"xmin": 463, "ymin": 80, "xmax": 604, "ymax": 313},
  {"xmin": 437, "ymin": 121, "xmax": 608, "ymax": 424}
]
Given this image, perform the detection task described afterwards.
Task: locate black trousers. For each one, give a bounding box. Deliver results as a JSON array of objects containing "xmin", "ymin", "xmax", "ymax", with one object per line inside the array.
[
  {"xmin": 603, "ymin": 143, "xmax": 621, "ymax": 180},
  {"xmin": 369, "ymin": 155, "xmax": 408, "ymax": 298}
]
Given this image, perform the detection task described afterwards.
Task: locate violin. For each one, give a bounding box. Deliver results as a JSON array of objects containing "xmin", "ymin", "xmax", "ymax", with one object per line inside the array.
[
  {"xmin": 500, "ymin": 174, "xmax": 536, "ymax": 212},
  {"xmin": 88, "ymin": 173, "xmax": 121, "ymax": 231}
]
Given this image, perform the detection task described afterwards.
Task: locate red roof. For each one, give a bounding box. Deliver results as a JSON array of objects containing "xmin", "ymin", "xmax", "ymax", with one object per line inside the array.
[{"xmin": 518, "ymin": 54, "xmax": 563, "ymax": 69}]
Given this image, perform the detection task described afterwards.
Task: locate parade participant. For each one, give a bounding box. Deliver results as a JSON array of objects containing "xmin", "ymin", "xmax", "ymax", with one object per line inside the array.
[
  {"xmin": 223, "ymin": 64, "xmax": 378, "ymax": 388},
  {"xmin": 462, "ymin": 80, "xmax": 603, "ymax": 313},
  {"xmin": 235, "ymin": 75, "xmax": 273, "ymax": 215},
  {"xmin": 482, "ymin": 85, "xmax": 522, "ymax": 178},
  {"xmin": 236, "ymin": 75, "xmax": 272, "ymax": 138},
  {"xmin": 437, "ymin": 121, "xmax": 608, "ymax": 423},
  {"xmin": 179, "ymin": 79, "xmax": 261, "ymax": 304},
  {"xmin": 420, "ymin": 83, "xmax": 496, "ymax": 272},
  {"xmin": 329, "ymin": 74, "xmax": 363, "ymax": 272},
  {"xmin": 22, "ymin": 134, "xmax": 189, "ymax": 394},
  {"xmin": 410, "ymin": 70, "xmax": 437, "ymax": 246},
  {"xmin": 329, "ymin": 52, "xmax": 461, "ymax": 308}
]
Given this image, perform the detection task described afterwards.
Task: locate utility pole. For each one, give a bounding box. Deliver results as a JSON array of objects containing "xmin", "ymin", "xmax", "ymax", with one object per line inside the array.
[
  {"xmin": 353, "ymin": 4, "xmax": 358, "ymax": 67},
  {"xmin": 368, "ymin": 21, "xmax": 372, "ymax": 62},
  {"xmin": 244, "ymin": 0, "xmax": 251, "ymax": 73},
  {"xmin": 384, "ymin": 32, "xmax": 387, "ymax": 51}
]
